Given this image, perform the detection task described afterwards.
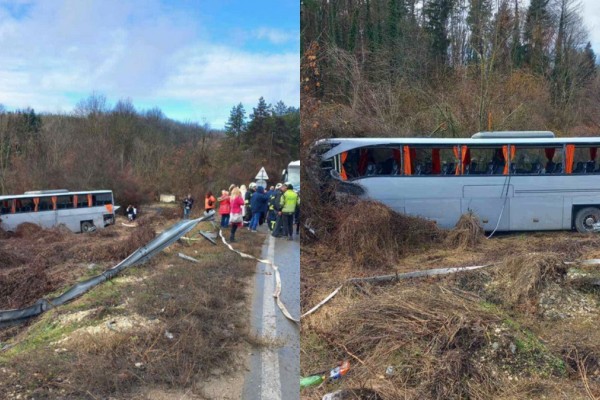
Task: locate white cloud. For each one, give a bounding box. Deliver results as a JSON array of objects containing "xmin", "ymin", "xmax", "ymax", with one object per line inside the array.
[
  {"xmin": 0, "ymin": 0, "xmax": 299, "ymax": 126},
  {"xmin": 253, "ymin": 27, "xmax": 295, "ymax": 45}
]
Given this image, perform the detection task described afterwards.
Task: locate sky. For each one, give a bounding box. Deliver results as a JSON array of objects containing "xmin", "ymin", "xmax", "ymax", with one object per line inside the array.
[
  {"xmin": 581, "ymin": 0, "xmax": 600, "ymax": 57},
  {"xmin": 0, "ymin": 0, "xmax": 299, "ymax": 128}
]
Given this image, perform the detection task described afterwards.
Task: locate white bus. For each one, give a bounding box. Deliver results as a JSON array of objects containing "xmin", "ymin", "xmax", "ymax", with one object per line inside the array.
[
  {"xmin": 0, "ymin": 189, "xmax": 115, "ymax": 233},
  {"xmin": 315, "ymin": 131, "xmax": 600, "ymax": 233},
  {"xmin": 282, "ymin": 160, "xmax": 300, "ymax": 192}
]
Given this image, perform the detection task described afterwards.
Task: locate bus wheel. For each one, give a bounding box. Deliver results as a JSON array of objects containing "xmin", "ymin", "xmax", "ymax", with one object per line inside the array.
[
  {"xmin": 81, "ymin": 221, "xmax": 95, "ymax": 233},
  {"xmin": 574, "ymin": 207, "xmax": 600, "ymax": 233}
]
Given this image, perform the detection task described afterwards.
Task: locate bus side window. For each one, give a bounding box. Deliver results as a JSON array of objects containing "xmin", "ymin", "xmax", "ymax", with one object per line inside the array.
[
  {"xmin": 0, "ymin": 200, "xmax": 10, "ymax": 215},
  {"xmin": 38, "ymin": 197, "xmax": 52, "ymax": 211},
  {"xmin": 571, "ymin": 146, "xmax": 598, "ymax": 174},
  {"xmin": 56, "ymin": 195, "xmax": 74, "ymax": 209}
]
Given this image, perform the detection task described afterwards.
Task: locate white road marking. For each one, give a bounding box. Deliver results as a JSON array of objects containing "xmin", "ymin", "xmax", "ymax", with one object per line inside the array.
[{"xmin": 260, "ymin": 235, "xmax": 281, "ymax": 400}]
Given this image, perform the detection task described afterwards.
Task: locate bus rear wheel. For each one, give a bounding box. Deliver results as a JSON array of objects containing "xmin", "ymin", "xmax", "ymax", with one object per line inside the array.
[
  {"xmin": 81, "ymin": 221, "xmax": 95, "ymax": 233},
  {"xmin": 574, "ymin": 207, "xmax": 600, "ymax": 233}
]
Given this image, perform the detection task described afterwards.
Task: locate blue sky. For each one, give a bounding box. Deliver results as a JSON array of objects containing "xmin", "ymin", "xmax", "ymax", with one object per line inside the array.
[{"xmin": 0, "ymin": 0, "xmax": 299, "ymax": 128}]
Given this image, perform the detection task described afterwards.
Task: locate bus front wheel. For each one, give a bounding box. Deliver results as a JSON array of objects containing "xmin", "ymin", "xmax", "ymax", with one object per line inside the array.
[
  {"xmin": 81, "ymin": 221, "xmax": 95, "ymax": 233},
  {"xmin": 574, "ymin": 207, "xmax": 600, "ymax": 233}
]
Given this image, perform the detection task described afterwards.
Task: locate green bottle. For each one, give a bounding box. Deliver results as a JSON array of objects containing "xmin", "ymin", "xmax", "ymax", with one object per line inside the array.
[{"xmin": 300, "ymin": 375, "xmax": 325, "ymax": 389}]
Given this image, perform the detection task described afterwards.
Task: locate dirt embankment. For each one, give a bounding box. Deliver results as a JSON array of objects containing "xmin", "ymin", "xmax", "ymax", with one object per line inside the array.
[
  {"xmin": 301, "ymin": 200, "xmax": 600, "ymax": 400},
  {"xmin": 0, "ymin": 205, "xmax": 266, "ymax": 399}
]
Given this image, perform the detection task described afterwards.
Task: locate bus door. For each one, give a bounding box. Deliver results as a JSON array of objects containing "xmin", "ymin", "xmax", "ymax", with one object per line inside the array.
[{"xmin": 462, "ymin": 185, "xmax": 512, "ymax": 231}]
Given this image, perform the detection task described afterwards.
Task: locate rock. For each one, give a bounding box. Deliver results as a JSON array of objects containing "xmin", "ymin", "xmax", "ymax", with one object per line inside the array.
[
  {"xmin": 510, "ymin": 343, "xmax": 517, "ymax": 354},
  {"xmin": 492, "ymin": 342, "xmax": 500, "ymax": 351}
]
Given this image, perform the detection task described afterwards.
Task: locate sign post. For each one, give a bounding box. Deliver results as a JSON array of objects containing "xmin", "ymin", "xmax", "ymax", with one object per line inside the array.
[{"xmin": 255, "ymin": 167, "xmax": 269, "ymax": 188}]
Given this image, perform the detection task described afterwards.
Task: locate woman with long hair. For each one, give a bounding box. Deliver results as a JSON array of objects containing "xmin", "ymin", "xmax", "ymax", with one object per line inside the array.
[{"xmin": 228, "ymin": 187, "xmax": 245, "ymax": 242}]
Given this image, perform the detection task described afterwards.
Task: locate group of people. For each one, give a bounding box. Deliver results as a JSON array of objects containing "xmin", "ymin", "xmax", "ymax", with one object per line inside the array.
[{"xmin": 182, "ymin": 181, "xmax": 299, "ymax": 242}]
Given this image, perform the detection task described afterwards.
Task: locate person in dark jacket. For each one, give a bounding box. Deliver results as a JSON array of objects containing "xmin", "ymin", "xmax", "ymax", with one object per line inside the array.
[
  {"xmin": 182, "ymin": 193, "xmax": 194, "ymax": 219},
  {"xmin": 249, "ymin": 186, "xmax": 268, "ymax": 232},
  {"xmin": 271, "ymin": 184, "xmax": 286, "ymax": 237},
  {"xmin": 244, "ymin": 182, "xmax": 256, "ymax": 225},
  {"xmin": 267, "ymin": 183, "xmax": 282, "ymax": 231}
]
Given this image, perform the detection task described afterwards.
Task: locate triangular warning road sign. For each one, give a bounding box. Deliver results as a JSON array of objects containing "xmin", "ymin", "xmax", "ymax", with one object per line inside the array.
[{"xmin": 255, "ymin": 167, "xmax": 269, "ymax": 180}]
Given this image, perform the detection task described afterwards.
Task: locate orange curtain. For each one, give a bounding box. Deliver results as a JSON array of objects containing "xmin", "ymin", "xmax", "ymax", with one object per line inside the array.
[
  {"xmin": 87, "ymin": 193, "xmax": 93, "ymax": 207},
  {"xmin": 590, "ymin": 147, "xmax": 597, "ymax": 160},
  {"xmin": 52, "ymin": 196, "xmax": 57, "ymax": 210},
  {"xmin": 403, "ymin": 146, "xmax": 412, "ymax": 175},
  {"xmin": 565, "ymin": 144, "xmax": 575, "ymax": 174},
  {"xmin": 340, "ymin": 151, "xmax": 348, "ymax": 180},
  {"xmin": 502, "ymin": 145, "xmax": 515, "ymax": 174},
  {"xmin": 105, "ymin": 204, "xmax": 114, "ymax": 213},
  {"xmin": 461, "ymin": 145, "xmax": 470, "ymax": 174},
  {"xmin": 11, "ymin": 199, "xmax": 15, "ymax": 214},
  {"xmin": 33, "ymin": 197, "xmax": 39, "ymax": 212},
  {"xmin": 453, "ymin": 146, "xmax": 460, "ymax": 174},
  {"xmin": 73, "ymin": 195, "xmax": 78, "ymax": 208}
]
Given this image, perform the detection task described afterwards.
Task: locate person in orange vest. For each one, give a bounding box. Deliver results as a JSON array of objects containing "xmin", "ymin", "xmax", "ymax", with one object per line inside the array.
[{"xmin": 204, "ymin": 191, "xmax": 216, "ymax": 216}]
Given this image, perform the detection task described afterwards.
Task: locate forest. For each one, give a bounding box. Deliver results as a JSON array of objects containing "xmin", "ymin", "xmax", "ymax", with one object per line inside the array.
[
  {"xmin": 301, "ymin": 0, "xmax": 599, "ymax": 138},
  {"xmin": 0, "ymin": 95, "xmax": 299, "ymax": 205}
]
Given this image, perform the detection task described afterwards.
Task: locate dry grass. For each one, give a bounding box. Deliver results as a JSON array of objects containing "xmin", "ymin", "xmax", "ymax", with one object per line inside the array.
[
  {"xmin": 0, "ymin": 217, "xmax": 156, "ymax": 310},
  {"xmin": 332, "ymin": 200, "xmax": 443, "ymax": 269},
  {"xmin": 1, "ymin": 213, "xmax": 266, "ymax": 399},
  {"xmin": 301, "ymin": 197, "xmax": 600, "ymax": 399},
  {"xmin": 490, "ymin": 253, "xmax": 568, "ymax": 311},
  {"xmin": 445, "ymin": 212, "xmax": 484, "ymax": 250}
]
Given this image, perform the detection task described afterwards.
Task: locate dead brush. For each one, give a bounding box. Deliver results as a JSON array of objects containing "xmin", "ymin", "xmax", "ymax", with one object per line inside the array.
[
  {"xmin": 445, "ymin": 212, "xmax": 484, "ymax": 250},
  {"xmin": 333, "ymin": 200, "xmax": 443, "ymax": 268},
  {"xmin": 88, "ymin": 220, "xmax": 156, "ymax": 262},
  {"xmin": 0, "ymin": 260, "xmax": 62, "ymax": 309},
  {"xmin": 326, "ymin": 284, "xmax": 503, "ymax": 399},
  {"xmin": 490, "ymin": 253, "xmax": 567, "ymax": 310}
]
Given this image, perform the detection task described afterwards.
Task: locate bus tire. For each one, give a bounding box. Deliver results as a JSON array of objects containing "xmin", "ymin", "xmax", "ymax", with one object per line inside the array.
[
  {"xmin": 81, "ymin": 221, "xmax": 94, "ymax": 233},
  {"xmin": 574, "ymin": 207, "xmax": 600, "ymax": 233}
]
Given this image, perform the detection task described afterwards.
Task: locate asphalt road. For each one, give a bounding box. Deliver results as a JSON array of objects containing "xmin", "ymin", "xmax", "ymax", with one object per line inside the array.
[{"xmin": 242, "ymin": 229, "xmax": 300, "ymax": 400}]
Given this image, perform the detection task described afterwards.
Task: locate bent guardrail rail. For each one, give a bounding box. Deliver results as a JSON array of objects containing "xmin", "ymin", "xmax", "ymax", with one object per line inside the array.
[{"xmin": 0, "ymin": 212, "xmax": 215, "ymax": 326}]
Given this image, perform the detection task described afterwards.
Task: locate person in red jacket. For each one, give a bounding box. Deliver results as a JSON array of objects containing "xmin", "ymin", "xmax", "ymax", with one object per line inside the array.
[
  {"xmin": 228, "ymin": 187, "xmax": 245, "ymax": 242},
  {"xmin": 218, "ymin": 190, "xmax": 231, "ymax": 228}
]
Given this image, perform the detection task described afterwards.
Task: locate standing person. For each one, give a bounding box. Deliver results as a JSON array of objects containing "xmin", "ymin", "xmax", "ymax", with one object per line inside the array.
[
  {"xmin": 204, "ymin": 191, "xmax": 216, "ymax": 216},
  {"xmin": 271, "ymin": 183, "xmax": 286, "ymax": 237},
  {"xmin": 239, "ymin": 184, "xmax": 247, "ymax": 220},
  {"xmin": 249, "ymin": 186, "xmax": 268, "ymax": 232},
  {"xmin": 244, "ymin": 182, "xmax": 256, "ymax": 226},
  {"xmin": 228, "ymin": 187, "xmax": 245, "ymax": 242},
  {"xmin": 126, "ymin": 205, "xmax": 136, "ymax": 221},
  {"xmin": 182, "ymin": 193, "xmax": 194, "ymax": 220},
  {"xmin": 280, "ymin": 183, "xmax": 299, "ymax": 240},
  {"xmin": 267, "ymin": 184, "xmax": 281, "ymax": 231},
  {"xmin": 218, "ymin": 190, "xmax": 231, "ymax": 228}
]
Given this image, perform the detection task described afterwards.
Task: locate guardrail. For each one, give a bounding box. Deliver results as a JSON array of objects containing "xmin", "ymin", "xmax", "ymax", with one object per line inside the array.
[{"xmin": 0, "ymin": 212, "xmax": 215, "ymax": 327}]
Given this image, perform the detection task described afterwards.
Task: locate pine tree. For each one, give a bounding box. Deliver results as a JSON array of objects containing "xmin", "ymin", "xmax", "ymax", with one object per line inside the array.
[
  {"xmin": 424, "ymin": 0, "xmax": 456, "ymax": 68},
  {"xmin": 523, "ymin": 0, "xmax": 551, "ymax": 74},
  {"xmin": 224, "ymin": 103, "xmax": 246, "ymax": 145},
  {"xmin": 467, "ymin": 0, "xmax": 492, "ymax": 63}
]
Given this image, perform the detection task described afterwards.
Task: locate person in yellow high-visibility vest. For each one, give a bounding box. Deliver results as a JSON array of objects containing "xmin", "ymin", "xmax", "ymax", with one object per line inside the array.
[{"xmin": 279, "ymin": 183, "xmax": 299, "ymax": 240}]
